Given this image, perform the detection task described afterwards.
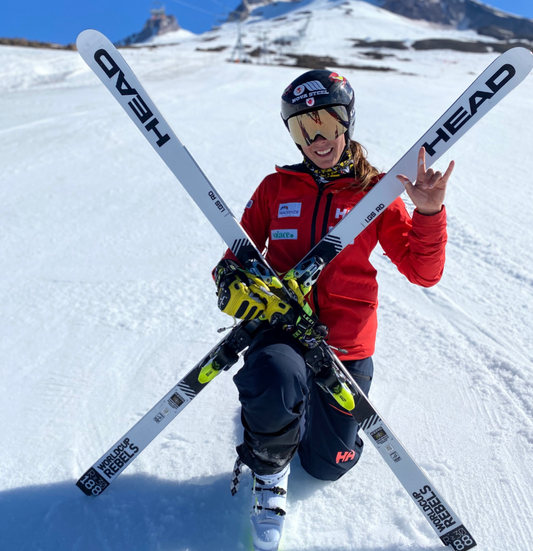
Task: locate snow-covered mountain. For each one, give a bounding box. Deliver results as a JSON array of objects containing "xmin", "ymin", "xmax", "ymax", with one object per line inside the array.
[
  {"xmin": 117, "ymin": 5, "xmax": 190, "ymax": 46},
  {"xmin": 1, "ymin": 1, "xmax": 533, "ymax": 550},
  {"xmin": 229, "ymin": 0, "xmax": 533, "ymax": 40}
]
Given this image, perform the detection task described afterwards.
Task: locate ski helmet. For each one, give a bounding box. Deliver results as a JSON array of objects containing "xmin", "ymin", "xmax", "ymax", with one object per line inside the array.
[{"xmin": 281, "ymin": 70, "xmax": 356, "ymax": 145}]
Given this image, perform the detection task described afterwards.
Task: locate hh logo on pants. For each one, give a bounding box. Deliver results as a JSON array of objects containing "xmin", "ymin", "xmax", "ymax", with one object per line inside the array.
[{"xmin": 336, "ymin": 450, "xmax": 356, "ymax": 463}]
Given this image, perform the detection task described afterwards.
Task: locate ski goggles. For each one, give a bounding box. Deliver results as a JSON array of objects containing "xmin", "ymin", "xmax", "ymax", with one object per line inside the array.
[{"xmin": 287, "ymin": 106, "xmax": 350, "ymax": 147}]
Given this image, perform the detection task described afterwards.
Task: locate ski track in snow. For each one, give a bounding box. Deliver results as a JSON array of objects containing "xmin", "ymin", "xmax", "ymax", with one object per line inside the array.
[{"xmin": 1, "ymin": 1, "xmax": 533, "ymax": 550}]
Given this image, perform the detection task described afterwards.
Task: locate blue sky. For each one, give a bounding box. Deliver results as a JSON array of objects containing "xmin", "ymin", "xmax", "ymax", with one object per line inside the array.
[
  {"xmin": 0, "ymin": 0, "xmax": 532, "ymax": 45},
  {"xmin": 0, "ymin": 0, "xmax": 240, "ymax": 45}
]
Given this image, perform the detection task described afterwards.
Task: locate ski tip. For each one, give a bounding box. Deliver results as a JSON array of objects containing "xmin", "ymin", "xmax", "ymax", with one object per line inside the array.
[
  {"xmin": 76, "ymin": 29, "xmax": 108, "ymax": 56},
  {"xmin": 505, "ymin": 46, "xmax": 533, "ymax": 71},
  {"xmin": 76, "ymin": 28, "xmax": 96, "ymax": 46}
]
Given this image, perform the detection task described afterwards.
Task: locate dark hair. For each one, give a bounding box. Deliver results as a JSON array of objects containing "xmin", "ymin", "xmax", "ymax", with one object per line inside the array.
[{"xmin": 349, "ymin": 140, "xmax": 380, "ymax": 191}]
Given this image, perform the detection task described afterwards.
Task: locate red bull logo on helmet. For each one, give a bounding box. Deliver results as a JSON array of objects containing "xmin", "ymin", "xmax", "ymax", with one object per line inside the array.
[
  {"xmin": 329, "ymin": 72, "xmax": 354, "ymax": 98},
  {"xmin": 329, "ymin": 72, "xmax": 346, "ymax": 82}
]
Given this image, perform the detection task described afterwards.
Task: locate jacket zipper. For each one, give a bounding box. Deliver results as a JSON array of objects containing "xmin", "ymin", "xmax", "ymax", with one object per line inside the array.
[
  {"xmin": 309, "ymin": 186, "xmax": 324, "ymax": 250},
  {"xmin": 310, "ymin": 189, "xmax": 334, "ymax": 317},
  {"xmin": 321, "ymin": 192, "xmax": 334, "ymax": 240}
]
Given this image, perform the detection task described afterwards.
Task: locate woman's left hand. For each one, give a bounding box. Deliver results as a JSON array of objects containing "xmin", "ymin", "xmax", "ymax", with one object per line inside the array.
[{"xmin": 396, "ymin": 147, "xmax": 455, "ymax": 215}]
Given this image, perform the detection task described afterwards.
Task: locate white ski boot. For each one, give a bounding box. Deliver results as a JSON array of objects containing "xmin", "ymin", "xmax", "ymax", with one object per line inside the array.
[{"xmin": 250, "ymin": 464, "xmax": 290, "ymax": 551}]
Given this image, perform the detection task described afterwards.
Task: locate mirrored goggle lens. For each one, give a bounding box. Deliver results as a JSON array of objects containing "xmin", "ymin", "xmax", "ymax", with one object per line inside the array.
[{"xmin": 287, "ymin": 106, "xmax": 349, "ymax": 147}]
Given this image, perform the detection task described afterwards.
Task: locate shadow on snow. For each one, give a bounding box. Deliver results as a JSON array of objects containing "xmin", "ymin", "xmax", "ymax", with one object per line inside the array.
[
  {"xmin": 0, "ymin": 467, "xmax": 444, "ymax": 551},
  {"xmin": 0, "ymin": 473, "xmax": 249, "ymax": 551}
]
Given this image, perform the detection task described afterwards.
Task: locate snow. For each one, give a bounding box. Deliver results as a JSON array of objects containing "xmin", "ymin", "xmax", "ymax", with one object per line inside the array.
[
  {"xmin": 1, "ymin": 1, "xmax": 533, "ymax": 549},
  {"xmin": 141, "ymin": 28, "xmax": 197, "ymax": 45}
]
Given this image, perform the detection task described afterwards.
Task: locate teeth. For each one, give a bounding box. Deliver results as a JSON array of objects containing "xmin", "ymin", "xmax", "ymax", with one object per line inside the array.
[{"xmin": 316, "ymin": 148, "xmax": 332, "ymax": 155}]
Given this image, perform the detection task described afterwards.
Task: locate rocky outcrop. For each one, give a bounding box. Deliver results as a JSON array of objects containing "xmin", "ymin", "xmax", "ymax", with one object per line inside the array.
[
  {"xmin": 118, "ymin": 12, "xmax": 181, "ymax": 46},
  {"xmin": 463, "ymin": 1, "xmax": 533, "ymax": 39},
  {"xmin": 377, "ymin": 0, "xmax": 533, "ymax": 40},
  {"xmin": 379, "ymin": 0, "xmax": 465, "ymax": 25}
]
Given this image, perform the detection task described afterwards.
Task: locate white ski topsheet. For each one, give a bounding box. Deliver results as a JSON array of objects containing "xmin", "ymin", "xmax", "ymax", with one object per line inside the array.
[{"xmin": 2, "ymin": 2, "xmax": 533, "ymax": 550}]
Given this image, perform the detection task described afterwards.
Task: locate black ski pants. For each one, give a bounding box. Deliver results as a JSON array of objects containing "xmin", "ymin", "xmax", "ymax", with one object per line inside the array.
[{"xmin": 233, "ymin": 327, "xmax": 373, "ymax": 481}]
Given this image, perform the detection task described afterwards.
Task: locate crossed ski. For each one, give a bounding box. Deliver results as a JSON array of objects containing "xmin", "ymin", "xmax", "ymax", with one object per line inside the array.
[{"xmin": 75, "ymin": 28, "xmax": 533, "ymax": 550}]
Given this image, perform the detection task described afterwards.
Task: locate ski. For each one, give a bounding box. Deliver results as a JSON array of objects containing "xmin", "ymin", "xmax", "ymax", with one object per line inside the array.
[
  {"xmin": 76, "ymin": 30, "xmax": 533, "ymax": 273},
  {"xmin": 76, "ymin": 319, "xmax": 261, "ymax": 497},
  {"xmin": 76, "ymin": 29, "xmax": 533, "ymax": 550}
]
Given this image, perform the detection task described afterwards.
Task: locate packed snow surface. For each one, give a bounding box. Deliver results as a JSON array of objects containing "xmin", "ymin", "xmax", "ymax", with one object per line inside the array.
[{"xmin": 1, "ymin": 1, "xmax": 532, "ymax": 550}]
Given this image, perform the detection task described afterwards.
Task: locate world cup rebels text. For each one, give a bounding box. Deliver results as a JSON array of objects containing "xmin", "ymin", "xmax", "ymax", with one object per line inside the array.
[
  {"xmin": 97, "ymin": 437, "xmax": 140, "ymax": 479},
  {"xmin": 413, "ymin": 485, "xmax": 457, "ymax": 534}
]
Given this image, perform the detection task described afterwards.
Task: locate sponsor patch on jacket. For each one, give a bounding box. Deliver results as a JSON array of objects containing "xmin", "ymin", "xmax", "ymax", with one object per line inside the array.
[
  {"xmin": 246, "ymin": 200, "xmax": 253, "ymax": 209},
  {"xmin": 278, "ymin": 202, "xmax": 302, "ymax": 218},
  {"xmin": 271, "ymin": 229, "xmax": 298, "ymax": 240}
]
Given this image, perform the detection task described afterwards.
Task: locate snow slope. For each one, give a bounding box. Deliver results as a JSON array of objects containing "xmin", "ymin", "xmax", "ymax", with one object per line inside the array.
[{"xmin": 1, "ymin": 1, "xmax": 533, "ymax": 550}]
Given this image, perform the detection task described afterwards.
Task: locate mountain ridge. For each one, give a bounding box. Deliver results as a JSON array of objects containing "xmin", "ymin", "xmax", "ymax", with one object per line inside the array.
[{"xmin": 229, "ymin": 0, "xmax": 533, "ymax": 40}]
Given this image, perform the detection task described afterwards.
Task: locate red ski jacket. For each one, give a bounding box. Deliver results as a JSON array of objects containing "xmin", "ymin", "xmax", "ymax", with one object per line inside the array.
[{"xmin": 223, "ymin": 164, "xmax": 447, "ymax": 360}]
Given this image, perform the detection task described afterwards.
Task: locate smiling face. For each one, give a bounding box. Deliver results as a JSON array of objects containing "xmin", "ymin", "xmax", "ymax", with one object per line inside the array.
[{"xmin": 300, "ymin": 134, "xmax": 346, "ymax": 169}]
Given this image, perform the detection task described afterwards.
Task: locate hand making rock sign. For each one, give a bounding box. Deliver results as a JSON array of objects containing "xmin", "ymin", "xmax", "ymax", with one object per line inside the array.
[{"xmin": 397, "ymin": 147, "xmax": 455, "ymax": 215}]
